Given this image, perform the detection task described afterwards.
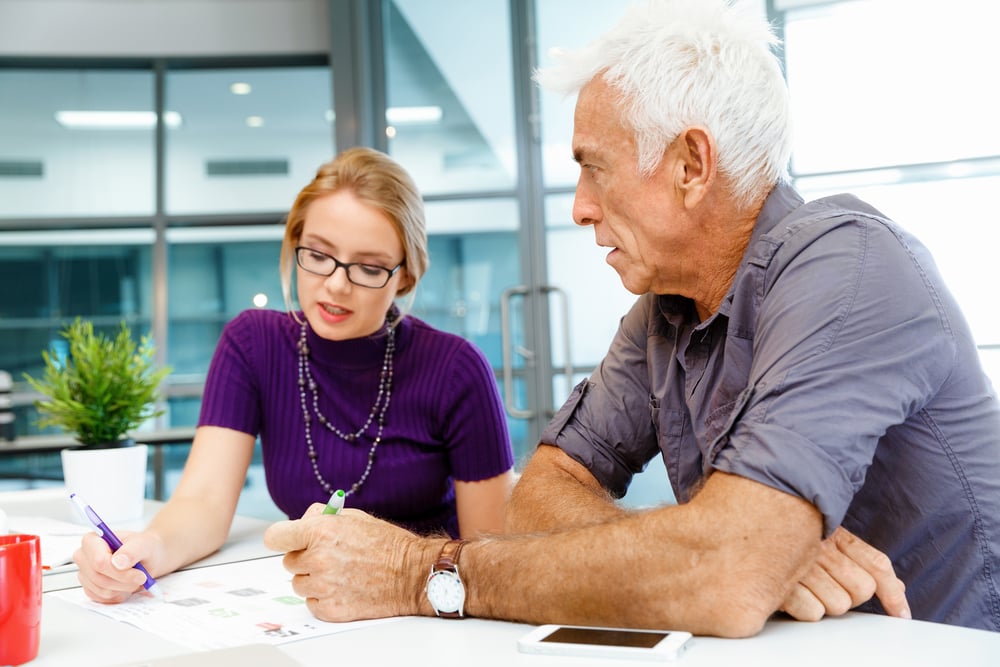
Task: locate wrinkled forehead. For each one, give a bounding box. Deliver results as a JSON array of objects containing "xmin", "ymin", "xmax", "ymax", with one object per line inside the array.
[{"xmin": 572, "ymin": 78, "xmax": 637, "ymax": 164}]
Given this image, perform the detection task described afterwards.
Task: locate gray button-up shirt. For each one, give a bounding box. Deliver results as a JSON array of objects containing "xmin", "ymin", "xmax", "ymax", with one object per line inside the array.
[{"xmin": 544, "ymin": 182, "xmax": 1000, "ymax": 631}]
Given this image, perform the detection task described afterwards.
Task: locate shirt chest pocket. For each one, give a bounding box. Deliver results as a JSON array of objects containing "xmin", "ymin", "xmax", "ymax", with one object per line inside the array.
[{"xmin": 650, "ymin": 400, "xmax": 703, "ymax": 504}]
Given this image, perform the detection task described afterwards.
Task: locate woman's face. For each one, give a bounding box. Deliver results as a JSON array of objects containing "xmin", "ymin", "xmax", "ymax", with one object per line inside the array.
[{"xmin": 296, "ymin": 190, "xmax": 408, "ymax": 341}]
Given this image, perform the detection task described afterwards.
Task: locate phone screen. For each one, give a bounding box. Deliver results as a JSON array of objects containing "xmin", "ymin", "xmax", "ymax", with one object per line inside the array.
[{"xmin": 539, "ymin": 627, "xmax": 671, "ymax": 648}]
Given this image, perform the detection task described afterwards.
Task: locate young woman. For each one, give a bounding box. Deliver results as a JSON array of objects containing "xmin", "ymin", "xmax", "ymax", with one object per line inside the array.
[{"xmin": 75, "ymin": 147, "xmax": 515, "ymax": 603}]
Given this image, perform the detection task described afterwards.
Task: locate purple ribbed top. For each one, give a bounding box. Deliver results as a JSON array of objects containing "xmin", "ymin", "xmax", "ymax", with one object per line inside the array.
[{"xmin": 198, "ymin": 308, "xmax": 514, "ymax": 537}]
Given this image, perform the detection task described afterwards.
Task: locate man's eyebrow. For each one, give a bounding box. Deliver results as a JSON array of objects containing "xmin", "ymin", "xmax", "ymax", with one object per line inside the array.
[{"xmin": 573, "ymin": 143, "xmax": 602, "ymax": 165}]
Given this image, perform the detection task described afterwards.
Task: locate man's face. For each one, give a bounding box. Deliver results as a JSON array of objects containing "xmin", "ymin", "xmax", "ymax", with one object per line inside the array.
[{"xmin": 570, "ymin": 78, "xmax": 699, "ymax": 297}]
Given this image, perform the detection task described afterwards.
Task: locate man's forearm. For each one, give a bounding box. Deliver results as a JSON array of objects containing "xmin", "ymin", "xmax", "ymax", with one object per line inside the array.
[
  {"xmin": 505, "ymin": 444, "xmax": 625, "ymax": 534},
  {"xmin": 455, "ymin": 472, "xmax": 823, "ymax": 637}
]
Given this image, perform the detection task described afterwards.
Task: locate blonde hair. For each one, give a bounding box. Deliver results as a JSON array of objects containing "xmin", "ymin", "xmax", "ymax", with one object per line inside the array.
[{"xmin": 280, "ymin": 147, "xmax": 429, "ymax": 318}]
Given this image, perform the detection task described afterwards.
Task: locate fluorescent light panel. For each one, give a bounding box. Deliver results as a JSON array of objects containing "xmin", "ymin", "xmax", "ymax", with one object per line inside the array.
[
  {"xmin": 54, "ymin": 105, "xmax": 441, "ymax": 130},
  {"xmin": 55, "ymin": 110, "xmax": 182, "ymax": 129},
  {"xmin": 385, "ymin": 105, "xmax": 442, "ymax": 124},
  {"xmin": 324, "ymin": 107, "xmax": 444, "ymax": 125}
]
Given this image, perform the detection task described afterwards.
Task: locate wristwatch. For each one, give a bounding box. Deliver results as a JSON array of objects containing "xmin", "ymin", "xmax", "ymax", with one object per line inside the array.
[{"xmin": 425, "ymin": 538, "xmax": 468, "ymax": 618}]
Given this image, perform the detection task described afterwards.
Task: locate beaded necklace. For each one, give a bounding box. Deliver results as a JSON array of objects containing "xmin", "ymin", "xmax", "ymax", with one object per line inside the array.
[{"xmin": 296, "ymin": 313, "xmax": 396, "ymax": 497}]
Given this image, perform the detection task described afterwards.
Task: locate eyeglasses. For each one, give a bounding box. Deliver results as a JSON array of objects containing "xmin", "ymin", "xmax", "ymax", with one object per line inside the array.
[{"xmin": 295, "ymin": 246, "xmax": 403, "ymax": 289}]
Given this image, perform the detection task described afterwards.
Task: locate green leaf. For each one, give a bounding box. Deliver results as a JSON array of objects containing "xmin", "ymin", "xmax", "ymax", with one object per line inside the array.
[{"xmin": 22, "ymin": 318, "xmax": 172, "ymax": 447}]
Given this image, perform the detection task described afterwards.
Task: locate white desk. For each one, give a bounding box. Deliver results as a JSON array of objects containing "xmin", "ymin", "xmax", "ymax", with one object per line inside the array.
[
  {"xmin": 9, "ymin": 488, "xmax": 1000, "ymax": 667},
  {"xmin": 32, "ymin": 599, "xmax": 1000, "ymax": 667},
  {"xmin": 0, "ymin": 486, "xmax": 273, "ymax": 593}
]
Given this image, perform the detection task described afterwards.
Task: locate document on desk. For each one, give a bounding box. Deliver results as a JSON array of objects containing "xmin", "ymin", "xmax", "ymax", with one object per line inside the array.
[
  {"xmin": 50, "ymin": 554, "xmax": 401, "ymax": 650},
  {"xmin": 7, "ymin": 515, "xmax": 89, "ymax": 569}
]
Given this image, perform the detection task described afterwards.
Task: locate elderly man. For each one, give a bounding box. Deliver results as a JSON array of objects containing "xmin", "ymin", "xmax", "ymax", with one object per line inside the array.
[{"xmin": 265, "ymin": 0, "xmax": 1000, "ymax": 636}]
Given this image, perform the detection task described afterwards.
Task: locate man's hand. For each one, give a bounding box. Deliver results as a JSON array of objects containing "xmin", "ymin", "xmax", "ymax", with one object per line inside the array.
[
  {"xmin": 781, "ymin": 526, "xmax": 910, "ymax": 621},
  {"xmin": 263, "ymin": 505, "xmax": 438, "ymax": 622}
]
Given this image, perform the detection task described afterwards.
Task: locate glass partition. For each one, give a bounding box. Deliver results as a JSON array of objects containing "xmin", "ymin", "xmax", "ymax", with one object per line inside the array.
[
  {"xmin": 165, "ymin": 65, "xmax": 335, "ymax": 215},
  {"xmin": 536, "ymin": 0, "xmax": 634, "ymax": 188},
  {"xmin": 784, "ymin": 0, "xmax": 1000, "ymax": 392},
  {"xmin": 0, "ymin": 68, "xmax": 156, "ymax": 218},
  {"xmin": 0, "ymin": 228, "xmax": 155, "ymax": 437},
  {"xmin": 785, "ymin": 0, "xmax": 1000, "ymax": 176},
  {"xmin": 385, "ymin": 0, "xmax": 517, "ymax": 194}
]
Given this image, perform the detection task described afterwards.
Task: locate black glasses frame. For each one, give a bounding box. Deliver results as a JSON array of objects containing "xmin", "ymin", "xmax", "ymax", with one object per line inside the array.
[{"xmin": 294, "ymin": 246, "xmax": 402, "ymax": 289}]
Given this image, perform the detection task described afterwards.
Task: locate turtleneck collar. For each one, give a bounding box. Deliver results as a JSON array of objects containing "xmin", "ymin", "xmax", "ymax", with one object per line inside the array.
[{"xmin": 301, "ymin": 311, "xmax": 411, "ymax": 371}]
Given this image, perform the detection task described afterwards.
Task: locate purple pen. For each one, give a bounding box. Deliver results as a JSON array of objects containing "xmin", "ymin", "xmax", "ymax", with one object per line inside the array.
[{"xmin": 69, "ymin": 492, "xmax": 164, "ymax": 599}]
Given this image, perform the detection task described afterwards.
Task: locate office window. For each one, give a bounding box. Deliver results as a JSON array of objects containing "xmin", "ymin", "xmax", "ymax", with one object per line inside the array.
[
  {"xmin": 785, "ymin": 0, "xmax": 1000, "ymax": 175},
  {"xmin": 536, "ymin": 0, "xmax": 637, "ymax": 188},
  {"xmin": 0, "ymin": 229, "xmax": 154, "ymax": 436},
  {"xmin": 164, "ymin": 226, "xmax": 284, "ymax": 425},
  {"xmin": 783, "ymin": 0, "xmax": 1000, "ymax": 391},
  {"xmin": 165, "ymin": 65, "xmax": 335, "ymax": 215},
  {"xmin": 385, "ymin": 0, "xmax": 516, "ymax": 194},
  {"xmin": 410, "ymin": 199, "xmax": 528, "ymax": 452},
  {"xmin": 0, "ymin": 68, "xmax": 156, "ymax": 218}
]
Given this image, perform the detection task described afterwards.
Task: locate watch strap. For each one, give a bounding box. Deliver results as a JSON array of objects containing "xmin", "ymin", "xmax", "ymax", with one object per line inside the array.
[{"xmin": 433, "ymin": 538, "xmax": 468, "ymax": 573}]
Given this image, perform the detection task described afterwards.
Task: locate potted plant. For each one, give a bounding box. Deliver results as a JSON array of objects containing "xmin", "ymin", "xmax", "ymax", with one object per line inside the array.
[
  {"xmin": 24, "ymin": 318, "xmax": 171, "ymax": 448},
  {"xmin": 23, "ymin": 318, "xmax": 172, "ymax": 522}
]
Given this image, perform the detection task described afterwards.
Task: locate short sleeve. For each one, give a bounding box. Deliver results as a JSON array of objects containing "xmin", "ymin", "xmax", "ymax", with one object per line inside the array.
[
  {"xmin": 542, "ymin": 296, "xmax": 662, "ymax": 497},
  {"xmin": 439, "ymin": 340, "xmax": 514, "ymax": 482},
  {"xmin": 197, "ymin": 311, "xmax": 264, "ymax": 436}
]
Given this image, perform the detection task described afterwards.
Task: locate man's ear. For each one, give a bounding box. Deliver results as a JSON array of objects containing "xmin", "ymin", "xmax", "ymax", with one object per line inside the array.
[{"xmin": 674, "ymin": 126, "xmax": 716, "ymax": 209}]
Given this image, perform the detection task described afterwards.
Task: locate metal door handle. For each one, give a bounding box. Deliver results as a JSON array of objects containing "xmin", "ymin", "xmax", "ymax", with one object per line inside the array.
[
  {"xmin": 500, "ymin": 285, "xmax": 534, "ymax": 419},
  {"xmin": 541, "ymin": 284, "xmax": 574, "ymax": 400}
]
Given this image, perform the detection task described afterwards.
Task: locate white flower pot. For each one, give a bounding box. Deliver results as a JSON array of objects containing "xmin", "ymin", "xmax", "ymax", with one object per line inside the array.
[{"xmin": 61, "ymin": 444, "xmax": 148, "ymax": 524}]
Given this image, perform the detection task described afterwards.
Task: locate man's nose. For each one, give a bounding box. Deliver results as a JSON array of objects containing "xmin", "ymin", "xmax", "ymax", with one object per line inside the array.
[{"xmin": 572, "ymin": 186, "xmax": 600, "ymax": 227}]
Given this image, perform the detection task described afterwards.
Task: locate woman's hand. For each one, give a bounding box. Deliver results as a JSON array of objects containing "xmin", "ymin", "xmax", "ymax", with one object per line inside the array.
[{"xmin": 73, "ymin": 530, "xmax": 166, "ymax": 604}]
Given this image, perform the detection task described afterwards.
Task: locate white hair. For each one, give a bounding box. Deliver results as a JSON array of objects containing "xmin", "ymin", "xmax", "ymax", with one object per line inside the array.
[{"xmin": 535, "ymin": 0, "xmax": 791, "ymax": 211}]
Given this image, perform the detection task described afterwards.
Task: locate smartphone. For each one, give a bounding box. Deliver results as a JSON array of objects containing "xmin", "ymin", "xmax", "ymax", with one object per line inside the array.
[{"xmin": 517, "ymin": 624, "xmax": 693, "ymax": 661}]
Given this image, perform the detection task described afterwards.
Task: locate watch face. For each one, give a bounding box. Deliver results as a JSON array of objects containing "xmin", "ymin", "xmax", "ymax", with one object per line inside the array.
[{"xmin": 427, "ymin": 570, "xmax": 464, "ymax": 614}]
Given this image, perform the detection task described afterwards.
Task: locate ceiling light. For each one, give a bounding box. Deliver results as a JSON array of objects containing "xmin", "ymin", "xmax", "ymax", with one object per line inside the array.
[
  {"xmin": 385, "ymin": 106, "xmax": 443, "ymax": 124},
  {"xmin": 54, "ymin": 110, "xmax": 182, "ymax": 129},
  {"xmin": 322, "ymin": 106, "xmax": 441, "ymax": 127},
  {"xmin": 230, "ymin": 82, "xmax": 252, "ymax": 95},
  {"xmin": 246, "ymin": 116, "xmax": 265, "ymax": 128}
]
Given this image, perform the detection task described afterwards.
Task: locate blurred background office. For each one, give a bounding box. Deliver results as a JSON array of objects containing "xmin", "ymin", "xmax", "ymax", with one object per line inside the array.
[{"xmin": 1, "ymin": 0, "xmax": 997, "ymax": 517}]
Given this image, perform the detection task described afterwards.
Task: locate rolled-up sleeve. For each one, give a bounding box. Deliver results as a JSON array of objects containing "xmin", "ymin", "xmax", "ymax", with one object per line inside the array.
[{"xmin": 542, "ymin": 297, "xmax": 662, "ymax": 497}]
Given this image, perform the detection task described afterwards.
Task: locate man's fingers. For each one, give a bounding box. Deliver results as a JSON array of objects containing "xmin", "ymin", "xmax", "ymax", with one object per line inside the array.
[
  {"xmin": 263, "ymin": 520, "xmax": 307, "ymax": 552},
  {"xmin": 799, "ymin": 565, "xmax": 854, "ymax": 617},
  {"xmin": 780, "ymin": 583, "xmax": 825, "ymax": 622},
  {"xmin": 830, "ymin": 527, "xmax": 910, "ymax": 618},
  {"xmin": 815, "ymin": 545, "xmax": 876, "ymax": 608}
]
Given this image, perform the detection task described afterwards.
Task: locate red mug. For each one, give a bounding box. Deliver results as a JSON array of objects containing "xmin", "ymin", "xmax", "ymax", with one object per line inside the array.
[{"xmin": 0, "ymin": 534, "xmax": 42, "ymax": 666}]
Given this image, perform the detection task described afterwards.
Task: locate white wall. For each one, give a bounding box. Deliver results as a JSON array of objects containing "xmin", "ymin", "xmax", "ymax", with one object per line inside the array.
[{"xmin": 0, "ymin": 0, "xmax": 329, "ymax": 56}]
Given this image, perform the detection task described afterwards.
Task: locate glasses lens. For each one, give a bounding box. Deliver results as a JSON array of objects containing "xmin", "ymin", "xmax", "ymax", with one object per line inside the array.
[
  {"xmin": 346, "ymin": 264, "xmax": 390, "ymax": 288},
  {"xmin": 297, "ymin": 248, "xmax": 333, "ymax": 274}
]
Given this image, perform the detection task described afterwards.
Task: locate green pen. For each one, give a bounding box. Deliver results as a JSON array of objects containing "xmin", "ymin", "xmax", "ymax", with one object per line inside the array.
[{"xmin": 323, "ymin": 489, "xmax": 346, "ymax": 515}]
